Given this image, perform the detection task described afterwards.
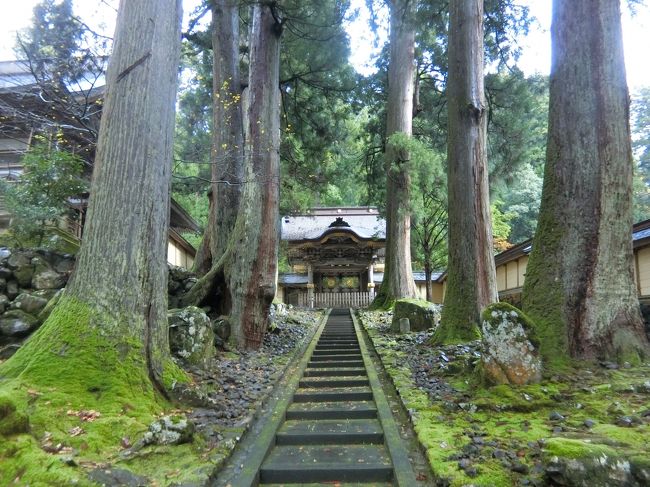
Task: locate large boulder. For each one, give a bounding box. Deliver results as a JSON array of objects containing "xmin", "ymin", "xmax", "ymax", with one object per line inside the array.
[
  {"xmin": 0, "ymin": 310, "xmax": 40, "ymax": 337},
  {"xmin": 544, "ymin": 438, "xmax": 650, "ymax": 486},
  {"xmin": 168, "ymin": 306, "xmax": 216, "ymax": 367},
  {"xmin": 480, "ymin": 302, "xmax": 542, "ymax": 385},
  {"xmin": 10, "ymin": 292, "xmax": 49, "ymax": 315},
  {"xmin": 391, "ymin": 298, "xmax": 441, "ymax": 332},
  {"xmin": 32, "ymin": 270, "xmax": 66, "ymax": 290}
]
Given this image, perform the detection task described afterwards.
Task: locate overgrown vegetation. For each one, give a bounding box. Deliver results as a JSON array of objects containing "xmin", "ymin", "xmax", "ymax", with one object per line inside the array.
[
  {"xmin": 359, "ymin": 310, "xmax": 650, "ymax": 486},
  {"xmin": 0, "ymin": 140, "xmax": 86, "ymax": 249}
]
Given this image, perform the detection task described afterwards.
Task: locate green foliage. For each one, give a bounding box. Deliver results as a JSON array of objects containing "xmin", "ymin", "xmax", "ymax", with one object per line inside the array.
[
  {"xmin": 490, "ymin": 201, "xmax": 513, "ymax": 251},
  {"xmin": 497, "ymin": 163, "xmax": 543, "ymax": 243},
  {"xmin": 17, "ymin": 0, "xmax": 109, "ymax": 84},
  {"xmin": 632, "ymin": 87, "xmax": 650, "ymax": 222},
  {"xmin": 1, "ymin": 142, "xmax": 86, "ymax": 248}
]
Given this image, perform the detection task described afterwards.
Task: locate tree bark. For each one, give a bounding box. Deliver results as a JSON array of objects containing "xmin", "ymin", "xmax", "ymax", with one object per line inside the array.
[
  {"xmin": 372, "ymin": 0, "xmax": 417, "ymax": 308},
  {"xmin": 522, "ymin": 0, "xmax": 649, "ymax": 364},
  {"xmin": 193, "ymin": 0, "xmax": 244, "ymax": 276},
  {"xmin": 435, "ymin": 0, "xmax": 497, "ymax": 343},
  {"xmin": 182, "ymin": 2, "xmax": 281, "ymax": 349},
  {"xmin": 2, "ymin": 0, "xmax": 184, "ymax": 398},
  {"xmin": 424, "ymin": 263, "xmax": 432, "ymax": 302},
  {"xmin": 227, "ymin": 2, "xmax": 281, "ymax": 348}
]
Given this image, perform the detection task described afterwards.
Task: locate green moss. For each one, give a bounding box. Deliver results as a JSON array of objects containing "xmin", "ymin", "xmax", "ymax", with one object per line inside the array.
[
  {"xmin": 0, "ymin": 434, "xmax": 96, "ymax": 486},
  {"xmin": 543, "ymin": 437, "xmax": 618, "ymax": 459},
  {"xmin": 433, "ymin": 281, "xmax": 481, "ymax": 344},
  {"xmin": 0, "ymin": 296, "xmax": 194, "ymax": 485},
  {"xmin": 161, "ymin": 360, "xmax": 190, "ymax": 390},
  {"xmin": 520, "ymin": 171, "xmax": 571, "ymax": 369},
  {"xmin": 1, "ymin": 296, "xmax": 161, "ymax": 413},
  {"xmin": 0, "ymin": 394, "xmax": 29, "ymax": 436}
]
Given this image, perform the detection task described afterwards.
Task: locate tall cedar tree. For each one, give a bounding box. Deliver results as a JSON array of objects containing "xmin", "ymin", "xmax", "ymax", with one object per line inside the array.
[
  {"xmin": 522, "ymin": 0, "xmax": 649, "ymax": 364},
  {"xmin": 434, "ymin": 0, "xmax": 498, "ymax": 343},
  {"xmin": 1, "ymin": 0, "xmax": 185, "ymax": 398},
  {"xmin": 193, "ymin": 0, "xmax": 244, "ymax": 276},
  {"xmin": 372, "ymin": 0, "xmax": 418, "ymax": 307},
  {"xmin": 183, "ymin": 2, "xmax": 281, "ymax": 349}
]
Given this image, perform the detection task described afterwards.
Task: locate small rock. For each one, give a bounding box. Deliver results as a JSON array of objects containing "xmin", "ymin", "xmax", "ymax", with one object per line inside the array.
[
  {"xmin": 512, "ymin": 462, "xmax": 529, "ymax": 474},
  {"xmin": 0, "ymin": 310, "xmax": 40, "ymax": 337},
  {"xmin": 583, "ymin": 419, "xmax": 596, "ymax": 428},
  {"xmin": 493, "ymin": 449, "xmax": 507, "ymax": 459},
  {"xmin": 549, "ymin": 411, "xmax": 565, "ymax": 422},
  {"xmin": 10, "ymin": 292, "xmax": 49, "ymax": 315},
  {"xmin": 32, "ymin": 270, "xmax": 66, "ymax": 290},
  {"xmin": 88, "ymin": 468, "xmax": 149, "ymax": 487}
]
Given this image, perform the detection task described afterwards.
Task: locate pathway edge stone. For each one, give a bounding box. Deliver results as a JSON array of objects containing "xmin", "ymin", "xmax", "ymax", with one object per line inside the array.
[{"xmin": 352, "ymin": 311, "xmax": 419, "ymax": 486}]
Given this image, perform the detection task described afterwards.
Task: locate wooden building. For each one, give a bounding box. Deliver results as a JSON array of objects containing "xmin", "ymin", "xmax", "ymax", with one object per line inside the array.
[
  {"xmin": 0, "ymin": 60, "xmax": 198, "ymax": 268},
  {"xmin": 435, "ymin": 220, "xmax": 650, "ymax": 307},
  {"xmin": 278, "ymin": 207, "xmax": 386, "ymax": 308}
]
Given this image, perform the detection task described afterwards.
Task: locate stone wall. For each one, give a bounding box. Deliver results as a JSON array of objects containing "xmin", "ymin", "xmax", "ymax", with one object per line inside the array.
[{"xmin": 0, "ymin": 247, "xmax": 202, "ymax": 361}]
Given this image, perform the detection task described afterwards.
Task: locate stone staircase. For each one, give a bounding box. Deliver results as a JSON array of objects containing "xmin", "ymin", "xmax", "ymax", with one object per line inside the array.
[{"xmin": 258, "ymin": 308, "xmax": 397, "ymax": 484}]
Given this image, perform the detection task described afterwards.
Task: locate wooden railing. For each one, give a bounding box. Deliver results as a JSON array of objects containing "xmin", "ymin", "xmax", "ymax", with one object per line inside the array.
[{"xmin": 297, "ymin": 292, "xmax": 372, "ymax": 309}]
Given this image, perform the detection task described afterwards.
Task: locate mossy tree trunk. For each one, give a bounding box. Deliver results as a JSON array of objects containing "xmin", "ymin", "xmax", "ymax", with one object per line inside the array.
[
  {"xmin": 522, "ymin": 0, "xmax": 649, "ymax": 364},
  {"xmin": 193, "ymin": 0, "xmax": 244, "ymax": 277},
  {"xmin": 182, "ymin": 2, "xmax": 281, "ymax": 349},
  {"xmin": 372, "ymin": 0, "xmax": 417, "ymax": 308},
  {"xmin": 1, "ymin": 0, "xmax": 184, "ymax": 398},
  {"xmin": 435, "ymin": 0, "xmax": 497, "ymax": 343}
]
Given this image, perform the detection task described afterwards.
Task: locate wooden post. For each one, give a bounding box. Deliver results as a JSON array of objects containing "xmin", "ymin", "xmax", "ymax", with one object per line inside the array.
[
  {"xmin": 368, "ymin": 264, "xmax": 375, "ymax": 298},
  {"xmin": 307, "ymin": 264, "xmax": 314, "ymax": 309}
]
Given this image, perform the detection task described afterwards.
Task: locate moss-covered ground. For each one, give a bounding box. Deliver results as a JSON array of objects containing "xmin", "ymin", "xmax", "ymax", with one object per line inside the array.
[
  {"xmin": 0, "ymin": 303, "xmax": 322, "ymax": 486},
  {"xmin": 358, "ymin": 310, "xmax": 650, "ymax": 486}
]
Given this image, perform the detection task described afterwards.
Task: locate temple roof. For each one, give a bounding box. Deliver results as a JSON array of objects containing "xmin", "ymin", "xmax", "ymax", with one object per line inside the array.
[{"xmin": 282, "ymin": 207, "xmax": 385, "ymax": 242}]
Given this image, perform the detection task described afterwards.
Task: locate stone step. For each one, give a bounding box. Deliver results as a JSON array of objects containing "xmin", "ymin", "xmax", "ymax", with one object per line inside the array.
[
  {"xmin": 312, "ymin": 349, "xmax": 360, "ymax": 355},
  {"xmin": 303, "ymin": 368, "xmax": 367, "ymax": 377},
  {"xmin": 310, "ymin": 354, "xmax": 361, "ymax": 362},
  {"xmin": 286, "ymin": 400, "xmax": 378, "ymax": 420},
  {"xmin": 276, "ymin": 419, "xmax": 383, "ymax": 446},
  {"xmin": 293, "ymin": 387, "xmax": 373, "ymax": 403},
  {"xmin": 307, "ymin": 360, "xmax": 364, "ymax": 368},
  {"xmin": 263, "ymin": 483, "xmax": 392, "ymax": 487},
  {"xmin": 259, "ymin": 445, "xmax": 393, "ymax": 483},
  {"xmin": 299, "ymin": 377, "xmax": 370, "ymax": 388},
  {"xmin": 315, "ymin": 341, "xmax": 358, "ymax": 346}
]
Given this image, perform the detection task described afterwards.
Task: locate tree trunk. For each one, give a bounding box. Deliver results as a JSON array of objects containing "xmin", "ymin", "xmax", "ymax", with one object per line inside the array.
[
  {"xmin": 193, "ymin": 0, "xmax": 244, "ymax": 277},
  {"xmin": 522, "ymin": 0, "xmax": 649, "ymax": 364},
  {"xmin": 424, "ymin": 263, "xmax": 432, "ymax": 302},
  {"xmin": 435, "ymin": 0, "xmax": 497, "ymax": 343},
  {"xmin": 227, "ymin": 3, "xmax": 281, "ymax": 348},
  {"xmin": 372, "ymin": 0, "xmax": 417, "ymax": 308},
  {"xmin": 2, "ymin": 0, "xmax": 184, "ymax": 399},
  {"xmin": 183, "ymin": 2, "xmax": 281, "ymax": 349}
]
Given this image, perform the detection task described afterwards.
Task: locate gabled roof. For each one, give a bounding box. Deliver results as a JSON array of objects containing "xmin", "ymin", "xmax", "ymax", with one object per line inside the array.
[
  {"xmin": 0, "ymin": 59, "xmax": 106, "ymax": 94},
  {"xmin": 282, "ymin": 207, "xmax": 385, "ymax": 242}
]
